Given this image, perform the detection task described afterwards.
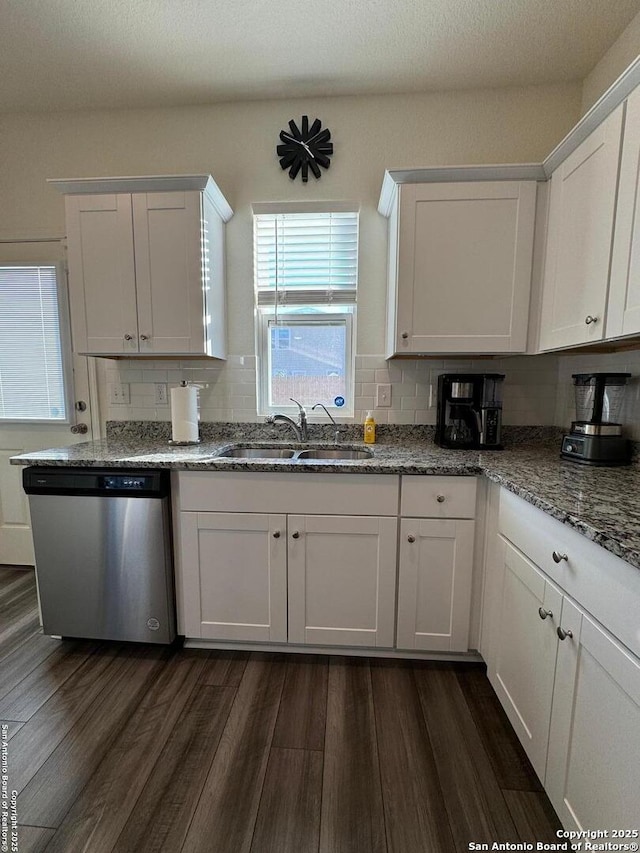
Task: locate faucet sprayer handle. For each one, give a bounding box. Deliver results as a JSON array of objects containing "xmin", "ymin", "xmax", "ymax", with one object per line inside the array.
[{"xmin": 289, "ymin": 398, "xmax": 306, "ymax": 415}]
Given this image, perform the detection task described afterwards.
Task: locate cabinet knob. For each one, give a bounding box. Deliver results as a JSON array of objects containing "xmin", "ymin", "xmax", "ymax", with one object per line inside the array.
[
  {"xmin": 273, "ymin": 530, "xmax": 281, "ymax": 539},
  {"xmin": 292, "ymin": 531, "xmax": 300, "ymax": 539},
  {"xmin": 552, "ymin": 551, "xmax": 568, "ymax": 564},
  {"xmin": 557, "ymin": 626, "xmax": 573, "ymax": 641},
  {"xmin": 436, "ymin": 494, "xmax": 446, "ymax": 503},
  {"xmin": 140, "ymin": 334, "xmax": 149, "ymax": 341},
  {"xmin": 538, "ymin": 607, "xmax": 553, "ymax": 620},
  {"xmin": 407, "ymin": 534, "xmax": 416, "ymax": 543},
  {"xmin": 124, "ymin": 334, "xmax": 134, "ymax": 341},
  {"xmin": 401, "ymin": 332, "xmax": 409, "ymax": 340},
  {"xmin": 584, "ymin": 315, "xmax": 598, "ymax": 325}
]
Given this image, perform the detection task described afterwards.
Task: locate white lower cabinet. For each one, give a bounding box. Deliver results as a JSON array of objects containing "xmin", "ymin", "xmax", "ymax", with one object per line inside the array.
[
  {"xmin": 484, "ymin": 487, "xmax": 640, "ymax": 829},
  {"xmin": 488, "ymin": 536, "xmax": 562, "ymax": 781},
  {"xmin": 180, "ymin": 511, "xmax": 287, "ymax": 642},
  {"xmin": 396, "ymin": 518, "xmax": 475, "ymax": 652},
  {"xmin": 546, "ymin": 598, "xmax": 640, "ymax": 830},
  {"xmin": 181, "ymin": 511, "xmax": 397, "ymax": 646},
  {"xmin": 175, "ymin": 471, "xmax": 477, "ymax": 652},
  {"xmin": 287, "ymin": 515, "xmax": 398, "ymax": 647}
]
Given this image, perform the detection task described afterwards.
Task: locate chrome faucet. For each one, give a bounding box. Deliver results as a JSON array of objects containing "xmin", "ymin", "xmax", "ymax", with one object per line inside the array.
[
  {"xmin": 265, "ymin": 398, "xmax": 308, "ymax": 441},
  {"xmin": 312, "ymin": 402, "xmax": 344, "ymax": 444}
]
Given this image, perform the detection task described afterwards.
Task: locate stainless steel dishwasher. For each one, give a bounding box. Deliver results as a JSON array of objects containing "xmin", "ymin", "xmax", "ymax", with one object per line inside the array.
[{"xmin": 23, "ymin": 467, "xmax": 176, "ymax": 644}]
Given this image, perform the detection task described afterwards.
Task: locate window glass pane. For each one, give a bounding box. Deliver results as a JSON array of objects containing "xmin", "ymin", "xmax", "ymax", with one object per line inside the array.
[
  {"xmin": 268, "ymin": 319, "xmax": 347, "ymax": 408},
  {"xmin": 0, "ymin": 266, "xmax": 67, "ymax": 420}
]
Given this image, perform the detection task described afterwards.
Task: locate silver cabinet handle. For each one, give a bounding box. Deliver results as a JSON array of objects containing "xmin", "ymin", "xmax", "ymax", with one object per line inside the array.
[
  {"xmin": 70, "ymin": 423, "xmax": 88, "ymax": 434},
  {"xmin": 538, "ymin": 607, "xmax": 553, "ymax": 620},
  {"xmin": 407, "ymin": 535, "xmax": 416, "ymax": 543},
  {"xmin": 436, "ymin": 494, "xmax": 446, "ymax": 503},
  {"xmin": 401, "ymin": 332, "xmax": 409, "ymax": 340},
  {"xmin": 124, "ymin": 334, "xmax": 134, "ymax": 341},
  {"xmin": 140, "ymin": 334, "xmax": 149, "ymax": 341},
  {"xmin": 585, "ymin": 315, "xmax": 598, "ymax": 325},
  {"xmin": 273, "ymin": 531, "xmax": 281, "ymax": 539},
  {"xmin": 552, "ymin": 551, "xmax": 568, "ymax": 563},
  {"xmin": 557, "ymin": 626, "xmax": 573, "ymax": 641},
  {"xmin": 292, "ymin": 531, "xmax": 300, "ymax": 539}
]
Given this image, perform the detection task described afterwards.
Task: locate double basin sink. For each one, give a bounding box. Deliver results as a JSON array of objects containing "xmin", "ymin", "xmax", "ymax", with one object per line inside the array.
[{"xmin": 215, "ymin": 444, "xmax": 373, "ymax": 461}]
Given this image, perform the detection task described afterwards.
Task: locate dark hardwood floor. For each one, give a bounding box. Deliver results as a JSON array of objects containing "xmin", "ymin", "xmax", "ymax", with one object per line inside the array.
[{"xmin": 0, "ymin": 566, "xmax": 562, "ymax": 853}]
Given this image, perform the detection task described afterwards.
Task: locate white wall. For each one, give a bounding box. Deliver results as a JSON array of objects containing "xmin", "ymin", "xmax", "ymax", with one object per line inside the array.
[
  {"xmin": 0, "ymin": 82, "xmax": 582, "ymax": 427},
  {"xmin": 581, "ymin": 9, "xmax": 640, "ymax": 114}
]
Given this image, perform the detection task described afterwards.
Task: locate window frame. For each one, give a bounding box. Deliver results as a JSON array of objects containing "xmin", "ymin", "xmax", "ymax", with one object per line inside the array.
[
  {"xmin": 253, "ymin": 204, "xmax": 359, "ymax": 420},
  {"xmin": 0, "ymin": 261, "xmax": 75, "ymax": 425},
  {"xmin": 256, "ymin": 310, "xmax": 355, "ymax": 418}
]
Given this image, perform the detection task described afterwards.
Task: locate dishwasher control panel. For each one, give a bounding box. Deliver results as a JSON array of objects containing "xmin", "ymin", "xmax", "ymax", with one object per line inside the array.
[
  {"xmin": 23, "ymin": 467, "xmax": 169, "ymax": 498},
  {"xmin": 102, "ymin": 475, "xmax": 154, "ymax": 490}
]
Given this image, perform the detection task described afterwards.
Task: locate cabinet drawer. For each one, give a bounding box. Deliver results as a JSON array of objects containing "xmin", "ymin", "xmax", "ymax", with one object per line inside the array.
[
  {"xmin": 499, "ymin": 487, "xmax": 640, "ymax": 658},
  {"xmin": 176, "ymin": 471, "xmax": 399, "ymax": 516},
  {"xmin": 400, "ymin": 475, "xmax": 476, "ymax": 518}
]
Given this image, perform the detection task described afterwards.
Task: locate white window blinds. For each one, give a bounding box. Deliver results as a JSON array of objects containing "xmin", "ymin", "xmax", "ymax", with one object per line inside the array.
[
  {"xmin": 0, "ymin": 266, "xmax": 67, "ymax": 421},
  {"xmin": 254, "ymin": 211, "xmax": 358, "ymax": 305}
]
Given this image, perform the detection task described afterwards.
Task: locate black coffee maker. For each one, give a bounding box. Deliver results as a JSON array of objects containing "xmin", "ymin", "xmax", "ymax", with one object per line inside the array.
[{"xmin": 435, "ymin": 374, "xmax": 505, "ymax": 450}]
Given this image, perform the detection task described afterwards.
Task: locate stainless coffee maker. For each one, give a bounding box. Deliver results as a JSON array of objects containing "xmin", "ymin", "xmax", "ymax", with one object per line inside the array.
[
  {"xmin": 435, "ymin": 374, "xmax": 505, "ymax": 450},
  {"xmin": 561, "ymin": 373, "xmax": 631, "ymax": 465}
]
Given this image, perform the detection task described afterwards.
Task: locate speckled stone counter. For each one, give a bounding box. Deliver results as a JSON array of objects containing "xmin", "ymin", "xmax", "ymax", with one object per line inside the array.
[{"xmin": 11, "ymin": 425, "xmax": 640, "ymax": 570}]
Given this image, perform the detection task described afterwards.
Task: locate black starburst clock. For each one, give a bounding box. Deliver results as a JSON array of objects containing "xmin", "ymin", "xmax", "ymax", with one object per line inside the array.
[{"xmin": 277, "ymin": 116, "xmax": 333, "ymax": 182}]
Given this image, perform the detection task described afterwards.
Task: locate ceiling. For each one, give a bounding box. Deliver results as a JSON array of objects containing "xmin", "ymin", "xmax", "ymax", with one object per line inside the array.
[{"xmin": 1, "ymin": 0, "xmax": 639, "ymax": 114}]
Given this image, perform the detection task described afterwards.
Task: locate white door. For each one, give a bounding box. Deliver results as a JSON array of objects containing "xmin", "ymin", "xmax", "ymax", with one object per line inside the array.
[
  {"xmin": 488, "ymin": 537, "xmax": 562, "ymax": 782},
  {"xmin": 0, "ymin": 243, "xmax": 94, "ymax": 565},
  {"xmin": 394, "ymin": 181, "xmax": 536, "ymax": 354},
  {"xmin": 132, "ymin": 191, "xmax": 205, "ymax": 355},
  {"xmin": 179, "ymin": 511, "xmax": 288, "ymax": 642},
  {"xmin": 607, "ymin": 87, "xmax": 640, "ymax": 339},
  {"xmin": 287, "ymin": 514, "xmax": 397, "ymax": 647},
  {"xmin": 539, "ymin": 105, "xmax": 623, "ymax": 350},
  {"xmin": 396, "ymin": 517, "xmax": 475, "ymax": 652},
  {"xmin": 65, "ymin": 193, "xmax": 139, "ymax": 355},
  {"xmin": 546, "ymin": 598, "xmax": 640, "ymax": 830}
]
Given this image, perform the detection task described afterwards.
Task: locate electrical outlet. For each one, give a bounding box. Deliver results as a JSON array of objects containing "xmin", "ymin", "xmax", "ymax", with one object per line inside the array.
[
  {"xmin": 155, "ymin": 383, "xmax": 168, "ymax": 405},
  {"xmin": 376, "ymin": 383, "xmax": 391, "ymax": 407},
  {"xmin": 109, "ymin": 382, "xmax": 130, "ymax": 405}
]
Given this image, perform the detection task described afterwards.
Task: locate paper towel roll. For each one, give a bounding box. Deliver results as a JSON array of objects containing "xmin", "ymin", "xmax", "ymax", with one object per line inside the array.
[{"xmin": 170, "ymin": 383, "xmax": 199, "ymax": 443}]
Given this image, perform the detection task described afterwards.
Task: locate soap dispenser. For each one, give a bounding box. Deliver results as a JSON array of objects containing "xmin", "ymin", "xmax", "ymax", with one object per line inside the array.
[{"xmin": 364, "ymin": 411, "xmax": 376, "ymax": 444}]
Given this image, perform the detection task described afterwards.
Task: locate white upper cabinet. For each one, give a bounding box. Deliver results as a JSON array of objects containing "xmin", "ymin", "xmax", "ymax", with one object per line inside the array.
[
  {"xmin": 538, "ymin": 106, "xmax": 624, "ymax": 351},
  {"xmin": 379, "ymin": 172, "xmax": 537, "ymax": 356},
  {"xmin": 607, "ymin": 87, "xmax": 640, "ymax": 339},
  {"xmin": 52, "ymin": 175, "xmax": 233, "ymax": 358}
]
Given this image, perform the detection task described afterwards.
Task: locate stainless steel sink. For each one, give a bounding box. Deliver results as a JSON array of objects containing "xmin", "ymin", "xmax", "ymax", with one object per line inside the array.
[
  {"xmin": 296, "ymin": 448, "xmax": 373, "ymax": 460},
  {"xmin": 215, "ymin": 444, "xmax": 373, "ymax": 461},
  {"xmin": 217, "ymin": 447, "xmax": 296, "ymax": 458}
]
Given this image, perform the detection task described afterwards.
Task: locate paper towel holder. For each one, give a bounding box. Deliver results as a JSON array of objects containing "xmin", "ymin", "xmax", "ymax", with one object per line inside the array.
[{"xmin": 169, "ymin": 380, "xmax": 202, "ymax": 446}]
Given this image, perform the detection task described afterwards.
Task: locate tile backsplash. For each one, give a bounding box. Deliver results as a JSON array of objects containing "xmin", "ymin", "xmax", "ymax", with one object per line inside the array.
[{"xmin": 100, "ymin": 353, "xmax": 561, "ymax": 427}]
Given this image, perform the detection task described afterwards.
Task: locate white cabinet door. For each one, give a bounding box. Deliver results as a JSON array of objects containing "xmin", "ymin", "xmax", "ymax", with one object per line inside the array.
[
  {"xmin": 539, "ymin": 106, "xmax": 623, "ymax": 351},
  {"xmin": 546, "ymin": 598, "xmax": 640, "ymax": 830},
  {"xmin": 607, "ymin": 88, "xmax": 640, "ymax": 339},
  {"xmin": 179, "ymin": 511, "xmax": 287, "ymax": 642},
  {"xmin": 287, "ymin": 515, "xmax": 397, "ymax": 647},
  {"xmin": 488, "ymin": 537, "xmax": 562, "ymax": 782},
  {"xmin": 132, "ymin": 191, "xmax": 207, "ymax": 354},
  {"xmin": 396, "ymin": 517, "xmax": 475, "ymax": 652},
  {"xmin": 391, "ymin": 181, "xmax": 536, "ymax": 355},
  {"xmin": 65, "ymin": 194, "xmax": 139, "ymax": 355}
]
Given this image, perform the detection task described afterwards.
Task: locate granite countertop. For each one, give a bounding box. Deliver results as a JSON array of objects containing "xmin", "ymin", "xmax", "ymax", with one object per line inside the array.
[{"xmin": 11, "ymin": 427, "xmax": 640, "ymax": 570}]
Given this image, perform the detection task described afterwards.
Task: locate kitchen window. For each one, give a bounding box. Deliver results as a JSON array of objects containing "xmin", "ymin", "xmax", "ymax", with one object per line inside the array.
[
  {"xmin": 0, "ymin": 264, "xmax": 70, "ymax": 422},
  {"xmin": 254, "ymin": 207, "xmax": 358, "ymax": 416}
]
